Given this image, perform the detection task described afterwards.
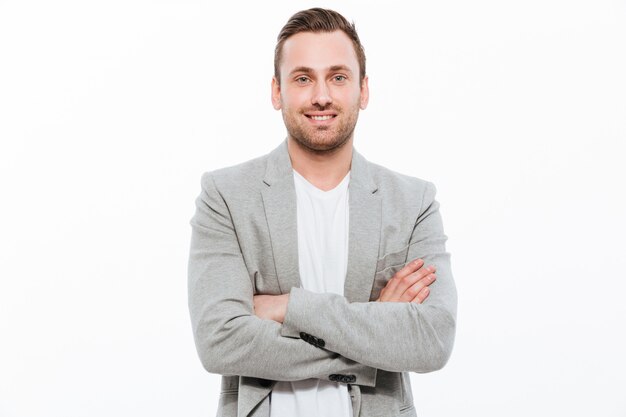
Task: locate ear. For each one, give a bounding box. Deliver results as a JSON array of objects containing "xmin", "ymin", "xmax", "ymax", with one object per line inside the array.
[
  {"xmin": 271, "ymin": 76, "xmax": 282, "ymax": 110},
  {"xmin": 359, "ymin": 75, "xmax": 369, "ymax": 110}
]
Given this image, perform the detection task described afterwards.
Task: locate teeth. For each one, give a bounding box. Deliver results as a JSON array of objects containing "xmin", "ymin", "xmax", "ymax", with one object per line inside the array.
[{"xmin": 311, "ymin": 115, "xmax": 333, "ymax": 121}]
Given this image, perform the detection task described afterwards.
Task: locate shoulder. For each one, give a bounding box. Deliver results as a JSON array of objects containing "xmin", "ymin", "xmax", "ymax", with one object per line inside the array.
[
  {"xmin": 199, "ymin": 152, "xmax": 269, "ymax": 194},
  {"xmin": 366, "ymin": 160, "xmax": 437, "ymax": 205}
]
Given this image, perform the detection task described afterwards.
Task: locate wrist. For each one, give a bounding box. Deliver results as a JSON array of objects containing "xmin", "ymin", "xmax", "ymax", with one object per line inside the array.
[{"xmin": 277, "ymin": 293, "xmax": 290, "ymax": 323}]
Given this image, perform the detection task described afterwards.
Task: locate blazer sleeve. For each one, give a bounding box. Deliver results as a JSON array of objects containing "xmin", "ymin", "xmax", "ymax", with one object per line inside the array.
[
  {"xmin": 280, "ymin": 181, "xmax": 457, "ymax": 373},
  {"xmin": 188, "ymin": 172, "xmax": 377, "ymax": 386}
]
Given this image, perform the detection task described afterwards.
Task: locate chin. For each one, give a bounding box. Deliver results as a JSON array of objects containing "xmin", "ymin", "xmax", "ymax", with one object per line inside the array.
[
  {"xmin": 287, "ymin": 121, "xmax": 355, "ymax": 154},
  {"xmin": 297, "ymin": 136, "xmax": 350, "ymax": 154}
]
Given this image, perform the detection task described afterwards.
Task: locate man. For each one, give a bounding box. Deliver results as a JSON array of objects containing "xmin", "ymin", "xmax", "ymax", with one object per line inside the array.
[{"xmin": 188, "ymin": 8, "xmax": 457, "ymax": 417}]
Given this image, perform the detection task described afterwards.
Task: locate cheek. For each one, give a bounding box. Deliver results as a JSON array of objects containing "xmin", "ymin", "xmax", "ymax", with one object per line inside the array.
[
  {"xmin": 281, "ymin": 87, "xmax": 308, "ymax": 106},
  {"xmin": 336, "ymin": 87, "xmax": 362, "ymax": 104}
]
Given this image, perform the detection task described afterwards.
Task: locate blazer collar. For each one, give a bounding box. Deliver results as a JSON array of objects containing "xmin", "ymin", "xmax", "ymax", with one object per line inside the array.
[
  {"xmin": 262, "ymin": 139, "xmax": 378, "ymax": 193},
  {"xmin": 261, "ymin": 139, "xmax": 381, "ymax": 302},
  {"xmin": 262, "ymin": 140, "xmax": 293, "ymax": 187}
]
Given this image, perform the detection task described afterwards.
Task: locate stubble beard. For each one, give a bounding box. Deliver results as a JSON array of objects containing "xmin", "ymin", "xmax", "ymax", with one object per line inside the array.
[{"xmin": 283, "ymin": 105, "xmax": 359, "ymax": 155}]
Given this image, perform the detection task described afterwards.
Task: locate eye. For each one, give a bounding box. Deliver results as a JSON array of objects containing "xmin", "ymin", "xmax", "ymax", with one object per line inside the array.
[
  {"xmin": 333, "ymin": 75, "xmax": 347, "ymax": 82},
  {"xmin": 295, "ymin": 76, "xmax": 310, "ymax": 84}
]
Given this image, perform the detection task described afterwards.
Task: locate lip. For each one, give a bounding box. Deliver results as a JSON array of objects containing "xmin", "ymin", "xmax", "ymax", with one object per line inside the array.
[{"xmin": 304, "ymin": 112, "xmax": 338, "ymax": 123}]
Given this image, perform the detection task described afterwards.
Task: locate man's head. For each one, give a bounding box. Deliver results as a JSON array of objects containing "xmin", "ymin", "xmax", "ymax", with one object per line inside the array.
[
  {"xmin": 274, "ymin": 8, "xmax": 367, "ymax": 86},
  {"xmin": 272, "ymin": 8, "xmax": 369, "ymax": 154}
]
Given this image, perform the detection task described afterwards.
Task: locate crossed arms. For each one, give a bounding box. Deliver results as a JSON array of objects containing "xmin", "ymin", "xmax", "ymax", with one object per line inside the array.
[
  {"xmin": 188, "ymin": 173, "xmax": 457, "ymax": 386},
  {"xmin": 254, "ymin": 258, "xmax": 436, "ymax": 323}
]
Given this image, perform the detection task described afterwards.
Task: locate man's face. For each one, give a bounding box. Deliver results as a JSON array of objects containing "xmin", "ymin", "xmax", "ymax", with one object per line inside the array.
[{"xmin": 272, "ymin": 30, "xmax": 369, "ymax": 153}]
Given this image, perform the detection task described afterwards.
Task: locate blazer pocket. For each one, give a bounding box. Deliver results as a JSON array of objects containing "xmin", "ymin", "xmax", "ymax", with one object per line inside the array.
[
  {"xmin": 370, "ymin": 245, "xmax": 410, "ymax": 300},
  {"xmin": 253, "ymin": 270, "xmax": 281, "ymax": 294},
  {"xmin": 376, "ymin": 244, "xmax": 410, "ymax": 273},
  {"xmin": 398, "ymin": 405, "xmax": 417, "ymax": 416},
  {"xmin": 217, "ymin": 390, "xmax": 238, "ymax": 416}
]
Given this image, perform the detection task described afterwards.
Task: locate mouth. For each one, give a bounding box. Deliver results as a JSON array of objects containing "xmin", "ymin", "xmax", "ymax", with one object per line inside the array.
[{"xmin": 304, "ymin": 112, "xmax": 337, "ymax": 122}]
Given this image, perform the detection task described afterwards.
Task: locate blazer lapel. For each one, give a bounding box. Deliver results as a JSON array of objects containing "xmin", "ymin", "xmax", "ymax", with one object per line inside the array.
[
  {"xmin": 261, "ymin": 141, "xmax": 302, "ymax": 293},
  {"xmin": 261, "ymin": 141, "xmax": 381, "ymax": 301},
  {"xmin": 238, "ymin": 377, "xmax": 272, "ymax": 417},
  {"xmin": 344, "ymin": 150, "xmax": 382, "ymax": 303}
]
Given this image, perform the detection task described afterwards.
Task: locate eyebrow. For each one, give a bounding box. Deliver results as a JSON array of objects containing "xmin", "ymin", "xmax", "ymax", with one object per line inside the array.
[{"xmin": 288, "ymin": 65, "xmax": 354, "ymax": 77}]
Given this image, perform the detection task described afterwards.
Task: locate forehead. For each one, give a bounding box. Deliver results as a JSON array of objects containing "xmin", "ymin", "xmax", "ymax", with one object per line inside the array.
[{"xmin": 280, "ymin": 30, "xmax": 359, "ymax": 74}]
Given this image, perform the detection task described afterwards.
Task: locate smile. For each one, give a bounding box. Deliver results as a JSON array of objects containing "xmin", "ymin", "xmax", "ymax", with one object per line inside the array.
[{"xmin": 305, "ymin": 114, "xmax": 337, "ymax": 121}]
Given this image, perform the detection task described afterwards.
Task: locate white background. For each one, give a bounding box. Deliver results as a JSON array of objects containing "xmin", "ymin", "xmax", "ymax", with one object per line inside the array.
[{"xmin": 1, "ymin": 1, "xmax": 625, "ymax": 416}]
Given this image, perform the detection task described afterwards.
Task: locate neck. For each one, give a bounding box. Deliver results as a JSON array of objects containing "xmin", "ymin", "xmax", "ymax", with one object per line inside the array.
[{"xmin": 287, "ymin": 137, "xmax": 353, "ymax": 191}]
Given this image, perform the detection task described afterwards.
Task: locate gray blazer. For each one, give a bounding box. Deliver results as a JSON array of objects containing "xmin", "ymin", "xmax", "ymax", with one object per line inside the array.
[{"xmin": 188, "ymin": 140, "xmax": 457, "ymax": 417}]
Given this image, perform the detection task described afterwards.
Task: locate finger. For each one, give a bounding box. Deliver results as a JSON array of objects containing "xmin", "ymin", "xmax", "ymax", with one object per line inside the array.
[
  {"xmin": 378, "ymin": 259, "xmax": 424, "ymax": 301},
  {"xmin": 410, "ymin": 286, "xmax": 430, "ymax": 304},
  {"xmin": 388, "ymin": 264, "xmax": 436, "ymax": 302},
  {"xmin": 395, "ymin": 258, "xmax": 425, "ymax": 281},
  {"xmin": 399, "ymin": 273, "xmax": 436, "ymax": 302}
]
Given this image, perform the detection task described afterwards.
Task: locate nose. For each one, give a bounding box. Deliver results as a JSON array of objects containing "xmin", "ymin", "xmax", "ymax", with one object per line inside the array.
[{"xmin": 311, "ymin": 81, "xmax": 332, "ymax": 107}]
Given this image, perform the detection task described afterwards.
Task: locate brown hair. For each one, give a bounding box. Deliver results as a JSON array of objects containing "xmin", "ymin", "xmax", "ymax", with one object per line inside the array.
[{"xmin": 274, "ymin": 8, "xmax": 366, "ymax": 85}]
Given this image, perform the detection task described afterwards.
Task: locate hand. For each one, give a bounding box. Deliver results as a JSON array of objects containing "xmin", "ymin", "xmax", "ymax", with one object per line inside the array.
[
  {"xmin": 253, "ymin": 293, "xmax": 290, "ymax": 323},
  {"xmin": 377, "ymin": 258, "xmax": 436, "ymax": 303}
]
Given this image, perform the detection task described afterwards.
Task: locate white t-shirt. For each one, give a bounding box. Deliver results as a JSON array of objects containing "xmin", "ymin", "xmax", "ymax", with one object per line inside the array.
[{"xmin": 269, "ymin": 169, "xmax": 352, "ymax": 417}]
